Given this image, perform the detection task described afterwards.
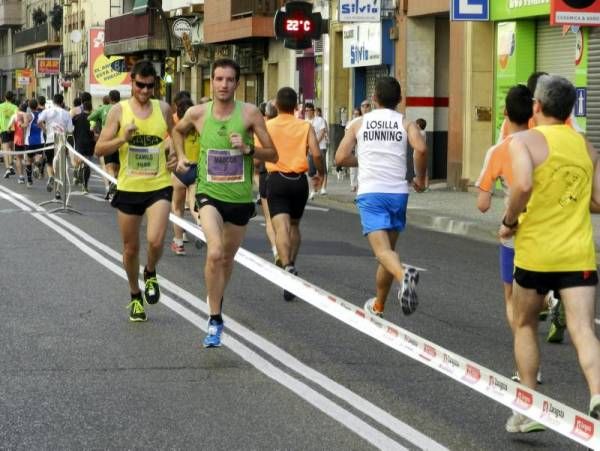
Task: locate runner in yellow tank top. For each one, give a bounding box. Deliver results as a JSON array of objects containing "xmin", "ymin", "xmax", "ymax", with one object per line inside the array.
[
  {"xmin": 499, "ymin": 75, "xmax": 600, "ymax": 434},
  {"xmin": 96, "ymin": 60, "xmax": 177, "ymax": 323}
]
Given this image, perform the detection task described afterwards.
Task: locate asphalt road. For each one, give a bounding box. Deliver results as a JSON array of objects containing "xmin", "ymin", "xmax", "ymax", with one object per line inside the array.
[{"xmin": 0, "ymin": 172, "xmax": 596, "ymax": 450}]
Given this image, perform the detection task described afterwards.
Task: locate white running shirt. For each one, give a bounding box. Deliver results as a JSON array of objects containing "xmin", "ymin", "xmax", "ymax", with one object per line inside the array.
[
  {"xmin": 355, "ymin": 108, "xmax": 408, "ymax": 195},
  {"xmin": 38, "ymin": 106, "xmax": 73, "ymax": 144}
]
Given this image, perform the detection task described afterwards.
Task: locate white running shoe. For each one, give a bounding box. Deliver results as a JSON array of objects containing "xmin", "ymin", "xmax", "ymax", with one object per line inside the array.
[
  {"xmin": 505, "ymin": 412, "xmax": 545, "ymax": 433},
  {"xmin": 364, "ymin": 298, "xmax": 383, "ymax": 318}
]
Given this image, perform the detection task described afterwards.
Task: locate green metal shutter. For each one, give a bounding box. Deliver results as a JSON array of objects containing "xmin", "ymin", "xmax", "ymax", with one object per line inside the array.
[
  {"xmin": 535, "ymin": 20, "xmax": 576, "ymax": 83},
  {"xmin": 587, "ymin": 28, "xmax": 600, "ymax": 149}
]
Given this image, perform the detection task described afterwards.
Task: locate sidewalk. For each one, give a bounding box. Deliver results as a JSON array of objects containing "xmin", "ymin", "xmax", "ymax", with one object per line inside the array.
[{"xmin": 311, "ymin": 173, "xmax": 600, "ymax": 256}]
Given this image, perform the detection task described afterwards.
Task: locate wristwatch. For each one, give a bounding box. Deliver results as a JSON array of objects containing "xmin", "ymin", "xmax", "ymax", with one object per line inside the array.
[{"xmin": 502, "ymin": 216, "xmax": 519, "ymax": 229}]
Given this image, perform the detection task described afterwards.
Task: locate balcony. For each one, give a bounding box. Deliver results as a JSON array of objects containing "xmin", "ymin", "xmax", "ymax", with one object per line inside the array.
[
  {"xmin": 104, "ymin": 8, "xmax": 169, "ymax": 57},
  {"xmin": 0, "ymin": 0, "xmax": 23, "ymax": 28},
  {"xmin": 14, "ymin": 23, "xmax": 61, "ymax": 54},
  {"xmin": 0, "ymin": 52, "xmax": 25, "ymax": 70},
  {"xmin": 203, "ymin": 0, "xmax": 280, "ymax": 43}
]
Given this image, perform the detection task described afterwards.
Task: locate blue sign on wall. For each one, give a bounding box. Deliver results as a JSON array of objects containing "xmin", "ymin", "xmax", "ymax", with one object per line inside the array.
[
  {"xmin": 451, "ymin": 0, "xmax": 489, "ymax": 21},
  {"xmin": 575, "ymin": 88, "xmax": 587, "ymax": 117}
]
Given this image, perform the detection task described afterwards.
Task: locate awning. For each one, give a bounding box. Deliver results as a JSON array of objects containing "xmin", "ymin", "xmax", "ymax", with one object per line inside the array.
[{"xmin": 132, "ymin": 0, "xmax": 151, "ymax": 15}]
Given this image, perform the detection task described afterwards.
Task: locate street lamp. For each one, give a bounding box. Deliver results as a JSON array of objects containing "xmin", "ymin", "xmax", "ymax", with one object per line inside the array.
[{"xmin": 132, "ymin": 0, "xmax": 173, "ymax": 104}]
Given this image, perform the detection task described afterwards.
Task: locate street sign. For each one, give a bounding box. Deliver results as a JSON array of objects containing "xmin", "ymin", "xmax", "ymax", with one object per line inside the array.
[
  {"xmin": 551, "ymin": 0, "xmax": 600, "ymax": 25},
  {"xmin": 451, "ymin": 0, "xmax": 489, "ymax": 21},
  {"xmin": 575, "ymin": 87, "xmax": 587, "ymax": 116}
]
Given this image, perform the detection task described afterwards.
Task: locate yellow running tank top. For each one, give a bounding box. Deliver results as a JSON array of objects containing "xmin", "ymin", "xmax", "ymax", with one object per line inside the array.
[
  {"xmin": 515, "ymin": 125, "xmax": 596, "ymax": 271},
  {"xmin": 116, "ymin": 99, "xmax": 171, "ymax": 192}
]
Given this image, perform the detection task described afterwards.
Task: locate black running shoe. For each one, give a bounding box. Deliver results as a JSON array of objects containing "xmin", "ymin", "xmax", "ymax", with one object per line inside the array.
[
  {"xmin": 398, "ymin": 267, "xmax": 419, "ymax": 315},
  {"xmin": 144, "ymin": 269, "xmax": 160, "ymax": 305},
  {"xmin": 283, "ymin": 265, "xmax": 298, "ymax": 301}
]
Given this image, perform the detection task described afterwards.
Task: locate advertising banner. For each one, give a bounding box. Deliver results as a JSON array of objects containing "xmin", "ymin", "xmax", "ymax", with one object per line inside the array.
[
  {"xmin": 551, "ymin": 0, "xmax": 600, "ymax": 25},
  {"xmin": 490, "ymin": 0, "xmax": 550, "ymax": 21},
  {"xmin": 36, "ymin": 58, "xmax": 60, "ymax": 76},
  {"xmin": 88, "ymin": 27, "xmax": 131, "ymax": 98},
  {"xmin": 16, "ymin": 68, "xmax": 33, "ymax": 86},
  {"xmin": 342, "ymin": 23, "xmax": 382, "ymax": 68},
  {"xmin": 339, "ymin": 0, "xmax": 380, "ymax": 22}
]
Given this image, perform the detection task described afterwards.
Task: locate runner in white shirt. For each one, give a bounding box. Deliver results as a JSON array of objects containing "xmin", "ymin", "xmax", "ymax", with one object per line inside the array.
[
  {"xmin": 305, "ymin": 103, "xmax": 328, "ymax": 198},
  {"xmin": 38, "ymin": 93, "xmax": 74, "ymax": 198},
  {"xmin": 335, "ymin": 76, "xmax": 427, "ymax": 318}
]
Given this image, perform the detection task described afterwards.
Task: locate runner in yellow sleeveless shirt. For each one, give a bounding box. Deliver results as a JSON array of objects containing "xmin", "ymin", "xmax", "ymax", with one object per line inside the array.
[
  {"xmin": 499, "ymin": 75, "xmax": 600, "ymax": 433},
  {"xmin": 96, "ymin": 60, "xmax": 177, "ymax": 322}
]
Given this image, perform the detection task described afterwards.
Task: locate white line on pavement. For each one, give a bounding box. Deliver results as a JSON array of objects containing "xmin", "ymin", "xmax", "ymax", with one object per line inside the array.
[{"xmin": 0, "ymin": 186, "xmax": 445, "ymax": 450}]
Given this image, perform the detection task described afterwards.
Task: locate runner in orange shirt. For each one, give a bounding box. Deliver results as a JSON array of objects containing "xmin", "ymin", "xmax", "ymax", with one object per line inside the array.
[{"xmin": 265, "ymin": 87, "xmax": 323, "ymax": 301}]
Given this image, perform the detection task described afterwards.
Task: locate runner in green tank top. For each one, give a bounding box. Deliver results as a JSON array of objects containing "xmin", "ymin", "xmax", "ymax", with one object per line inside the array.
[
  {"xmin": 0, "ymin": 91, "xmax": 18, "ymax": 178},
  {"xmin": 96, "ymin": 60, "xmax": 177, "ymax": 323},
  {"xmin": 172, "ymin": 58, "xmax": 278, "ymax": 348}
]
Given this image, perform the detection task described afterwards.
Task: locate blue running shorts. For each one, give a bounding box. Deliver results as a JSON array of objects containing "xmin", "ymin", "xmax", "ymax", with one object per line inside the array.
[
  {"xmin": 356, "ymin": 193, "xmax": 409, "ymax": 236},
  {"xmin": 499, "ymin": 244, "xmax": 515, "ymax": 284}
]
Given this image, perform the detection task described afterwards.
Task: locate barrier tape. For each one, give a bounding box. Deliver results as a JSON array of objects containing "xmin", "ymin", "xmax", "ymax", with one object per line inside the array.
[
  {"xmin": 0, "ymin": 145, "xmax": 55, "ymax": 155},
  {"xmin": 22, "ymin": 138, "xmax": 600, "ymax": 449}
]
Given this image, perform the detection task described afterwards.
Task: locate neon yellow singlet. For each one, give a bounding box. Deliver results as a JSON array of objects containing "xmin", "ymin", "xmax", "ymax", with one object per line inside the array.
[
  {"xmin": 515, "ymin": 125, "xmax": 596, "ymax": 271},
  {"xmin": 116, "ymin": 99, "xmax": 170, "ymax": 192}
]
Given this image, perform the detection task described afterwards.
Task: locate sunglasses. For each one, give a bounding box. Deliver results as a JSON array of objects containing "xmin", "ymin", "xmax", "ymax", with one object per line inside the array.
[{"xmin": 134, "ymin": 80, "xmax": 155, "ymax": 90}]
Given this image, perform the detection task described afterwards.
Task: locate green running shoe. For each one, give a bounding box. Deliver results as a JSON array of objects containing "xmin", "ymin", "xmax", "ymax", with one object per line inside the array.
[
  {"xmin": 127, "ymin": 298, "xmax": 147, "ymax": 322},
  {"xmin": 546, "ymin": 299, "xmax": 566, "ymax": 343}
]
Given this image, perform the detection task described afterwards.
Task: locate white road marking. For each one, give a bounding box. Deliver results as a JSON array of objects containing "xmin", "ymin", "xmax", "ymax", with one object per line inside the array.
[{"xmin": 0, "ymin": 185, "xmax": 447, "ymax": 451}]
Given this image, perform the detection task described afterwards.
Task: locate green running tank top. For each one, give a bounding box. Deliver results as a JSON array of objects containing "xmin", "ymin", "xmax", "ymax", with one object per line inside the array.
[{"xmin": 196, "ymin": 101, "xmax": 253, "ymax": 203}]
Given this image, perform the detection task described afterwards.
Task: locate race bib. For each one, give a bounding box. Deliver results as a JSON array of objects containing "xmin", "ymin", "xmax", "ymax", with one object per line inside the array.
[
  {"xmin": 206, "ymin": 148, "xmax": 244, "ymax": 183},
  {"xmin": 127, "ymin": 145, "xmax": 160, "ymax": 177}
]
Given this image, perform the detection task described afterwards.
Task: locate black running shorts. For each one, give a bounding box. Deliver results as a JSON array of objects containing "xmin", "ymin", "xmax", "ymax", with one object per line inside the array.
[
  {"xmin": 258, "ymin": 170, "xmax": 268, "ymax": 199},
  {"xmin": 195, "ymin": 193, "xmax": 255, "ymax": 226},
  {"xmin": 514, "ymin": 267, "xmax": 598, "ymax": 295},
  {"xmin": 1, "ymin": 131, "xmax": 14, "ymax": 144},
  {"xmin": 104, "ymin": 150, "xmax": 120, "ymax": 165},
  {"xmin": 266, "ymin": 171, "xmax": 309, "ymax": 220},
  {"xmin": 111, "ymin": 186, "xmax": 173, "ymax": 216}
]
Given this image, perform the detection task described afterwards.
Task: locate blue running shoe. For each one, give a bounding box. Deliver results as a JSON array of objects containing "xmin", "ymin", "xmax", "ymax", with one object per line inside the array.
[{"xmin": 203, "ymin": 319, "xmax": 224, "ymax": 348}]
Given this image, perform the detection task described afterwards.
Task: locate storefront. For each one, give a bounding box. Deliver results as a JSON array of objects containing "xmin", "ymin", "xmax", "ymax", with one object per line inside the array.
[
  {"xmin": 492, "ymin": 0, "xmax": 587, "ymax": 140},
  {"xmin": 342, "ymin": 20, "xmax": 395, "ymax": 109}
]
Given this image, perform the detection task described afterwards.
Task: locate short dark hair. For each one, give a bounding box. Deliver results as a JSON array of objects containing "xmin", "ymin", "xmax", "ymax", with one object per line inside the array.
[
  {"xmin": 176, "ymin": 97, "xmax": 194, "ymax": 120},
  {"xmin": 416, "ymin": 118, "xmax": 427, "ymax": 130},
  {"xmin": 80, "ymin": 91, "xmax": 92, "ymax": 103},
  {"xmin": 304, "ymin": 102, "xmax": 315, "ymax": 111},
  {"xmin": 131, "ymin": 60, "xmax": 157, "ymax": 80},
  {"xmin": 19, "ymin": 102, "xmax": 27, "ymax": 112},
  {"xmin": 527, "ymin": 71, "xmax": 548, "ymax": 94},
  {"xmin": 374, "ymin": 77, "xmax": 401, "ymax": 109},
  {"xmin": 82, "ymin": 101, "xmax": 93, "ymax": 112},
  {"xmin": 534, "ymin": 75, "xmax": 576, "ymax": 122},
  {"xmin": 73, "ymin": 97, "xmax": 81, "ymax": 107},
  {"xmin": 37, "ymin": 95, "xmax": 46, "ymax": 106},
  {"xmin": 276, "ymin": 87, "xmax": 298, "ymax": 114},
  {"xmin": 174, "ymin": 90, "xmax": 191, "ymax": 106},
  {"xmin": 102, "ymin": 95, "xmax": 110, "ymax": 105},
  {"xmin": 53, "ymin": 93, "xmax": 64, "ymax": 106},
  {"xmin": 5, "ymin": 91, "xmax": 14, "ymax": 102},
  {"xmin": 211, "ymin": 58, "xmax": 240, "ymax": 81},
  {"xmin": 108, "ymin": 90, "xmax": 120, "ymax": 103},
  {"xmin": 28, "ymin": 99, "xmax": 38, "ymax": 110},
  {"xmin": 505, "ymin": 84, "xmax": 533, "ymax": 125}
]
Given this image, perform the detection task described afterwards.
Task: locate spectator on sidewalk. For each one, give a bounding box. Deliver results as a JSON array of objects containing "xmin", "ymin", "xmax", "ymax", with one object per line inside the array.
[
  {"xmin": 499, "ymin": 75, "xmax": 600, "ymax": 433},
  {"xmin": 305, "ymin": 102, "xmax": 328, "ymax": 199}
]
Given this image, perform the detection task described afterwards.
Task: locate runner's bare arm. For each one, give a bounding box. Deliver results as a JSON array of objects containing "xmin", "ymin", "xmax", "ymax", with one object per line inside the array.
[
  {"xmin": 504, "ymin": 134, "xmax": 534, "ymax": 225},
  {"xmin": 172, "ymin": 104, "xmax": 203, "ymax": 173},
  {"xmin": 586, "ymin": 139, "xmax": 600, "ymax": 213},
  {"xmin": 406, "ymin": 119, "xmax": 428, "ymax": 192},
  {"xmin": 477, "ymin": 191, "xmax": 492, "ymax": 213},
  {"xmin": 335, "ymin": 119, "xmax": 360, "ymax": 167},
  {"xmin": 248, "ymin": 105, "xmax": 278, "ymax": 163},
  {"xmin": 95, "ymin": 104, "xmax": 126, "ymax": 157}
]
